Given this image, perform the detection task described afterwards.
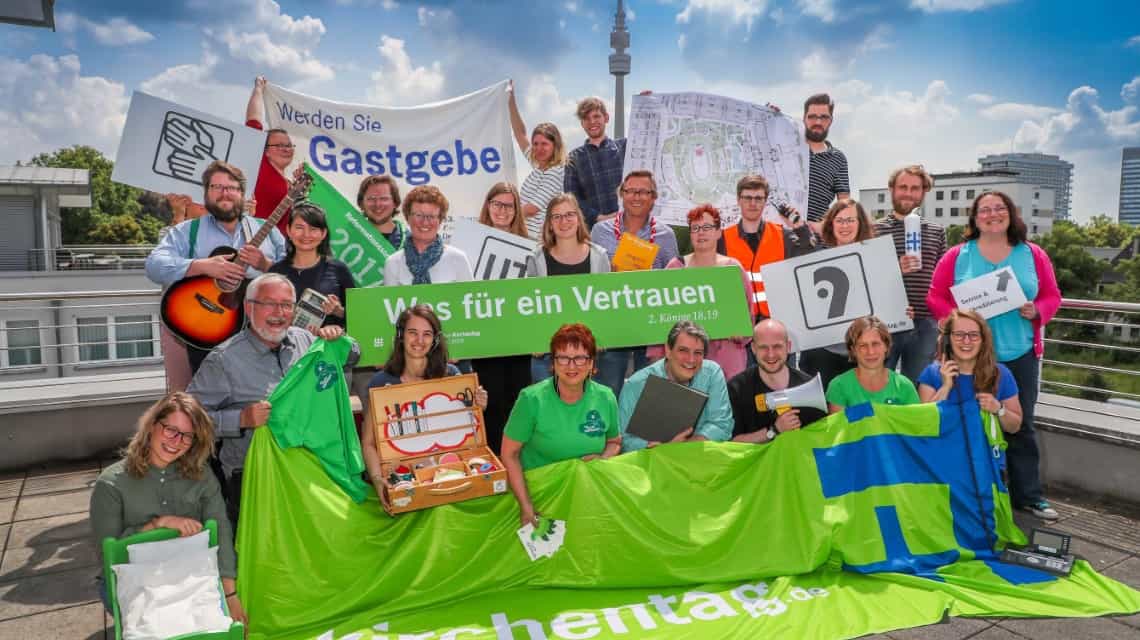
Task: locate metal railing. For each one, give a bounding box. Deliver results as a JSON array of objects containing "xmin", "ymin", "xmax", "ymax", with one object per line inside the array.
[
  {"xmin": 1041, "ymin": 298, "xmax": 1140, "ymax": 404},
  {"xmin": 0, "ymin": 288, "xmax": 164, "ymax": 380},
  {"xmin": 0, "ymin": 245, "xmax": 155, "ymax": 272}
]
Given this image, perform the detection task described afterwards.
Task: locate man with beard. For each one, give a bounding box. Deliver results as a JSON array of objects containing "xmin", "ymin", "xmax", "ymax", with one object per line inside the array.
[
  {"xmin": 356, "ymin": 175, "xmax": 407, "ymax": 253},
  {"xmin": 803, "ymin": 94, "xmax": 851, "ymax": 232},
  {"xmin": 188, "ymin": 273, "xmax": 356, "ymax": 525},
  {"xmin": 729, "ymin": 319, "xmax": 827, "ymax": 443},
  {"xmin": 873, "ymin": 165, "xmax": 946, "ymax": 383},
  {"xmin": 145, "ymin": 160, "xmax": 286, "ymax": 372}
]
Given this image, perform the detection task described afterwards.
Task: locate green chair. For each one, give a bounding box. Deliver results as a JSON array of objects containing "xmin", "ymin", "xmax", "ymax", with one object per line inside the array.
[{"xmin": 101, "ymin": 519, "xmax": 245, "ymax": 640}]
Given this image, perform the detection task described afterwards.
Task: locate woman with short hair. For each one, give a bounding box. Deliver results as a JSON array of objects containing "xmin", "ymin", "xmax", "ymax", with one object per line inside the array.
[
  {"xmin": 826, "ymin": 315, "xmax": 920, "ymax": 412},
  {"xmin": 501, "ymin": 324, "xmax": 621, "ymax": 527},
  {"xmin": 89, "ymin": 392, "xmax": 244, "ymax": 624},
  {"xmin": 381, "ymin": 185, "xmax": 473, "ymax": 286}
]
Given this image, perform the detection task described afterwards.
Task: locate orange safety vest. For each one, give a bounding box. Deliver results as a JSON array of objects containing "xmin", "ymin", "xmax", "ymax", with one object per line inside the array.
[{"xmin": 722, "ymin": 222, "xmax": 786, "ymax": 318}]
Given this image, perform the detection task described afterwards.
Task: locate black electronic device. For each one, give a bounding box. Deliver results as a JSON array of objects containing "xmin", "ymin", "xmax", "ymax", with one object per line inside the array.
[
  {"xmin": 777, "ymin": 203, "xmax": 801, "ymax": 225},
  {"xmin": 999, "ymin": 527, "xmax": 1075, "ymax": 576}
]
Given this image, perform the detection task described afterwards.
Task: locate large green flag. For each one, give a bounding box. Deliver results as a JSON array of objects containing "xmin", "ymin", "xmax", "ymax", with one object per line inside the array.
[{"xmin": 237, "ymin": 401, "xmax": 1140, "ymax": 639}]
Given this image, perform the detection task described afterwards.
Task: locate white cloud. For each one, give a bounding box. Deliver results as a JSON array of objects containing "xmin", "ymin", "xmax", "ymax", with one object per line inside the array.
[
  {"xmin": 1123, "ymin": 76, "xmax": 1140, "ymax": 105},
  {"xmin": 138, "ymin": 50, "xmax": 248, "ymax": 119},
  {"xmin": 909, "ymin": 0, "xmax": 1012, "ymax": 12},
  {"xmin": 417, "ymin": 7, "xmax": 453, "ymax": 28},
  {"xmin": 798, "ymin": 50, "xmax": 840, "ymax": 82},
  {"xmin": 197, "ymin": 0, "xmax": 332, "ymax": 83},
  {"xmin": 979, "ymin": 102, "xmax": 1060, "ymax": 121},
  {"xmin": 564, "ymin": 1, "xmax": 579, "ymax": 13},
  {"xmin": 798, "ymin": 0, "xmax": 836, "ymax": 23},
  {"xmin": 856, "ymin": 24, "xmax": 891, "ymax": 55},
  {"xmin": 676, "ymin": 0, "xmax": 768, "ymax": 32},
  {"xmin": 213, "ymin": 28, "xmax": 333, "ymax": 81},
  {"xmin": 56, "ymin": 13, "xmax": 155, "ymax": 47},
  {"xmin": 0, "ymin": 54, "xmax": 129, "ymax": 163},
  {"xmin": 366, "ymin": 36, "xmax": 445, "ymax": 105},
  {"xmin": 1011, "ymin": 85, "xmax": 1140, "ymax": 152},
  {"xmin": 678, "ymin": 33, "xmax": 688, "ymax": 52},
  {"xmin": 967, "ymin": 93, "xmax": 995, "ymax": 105},
  {"xmin": 1126, "ymin": 35, "xmax": 1140, "ymax": 48}
]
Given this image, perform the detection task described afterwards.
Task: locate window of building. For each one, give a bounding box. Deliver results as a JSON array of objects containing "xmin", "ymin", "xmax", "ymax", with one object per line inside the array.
[
  {"xmin": 1114, "ymin": 325, "xmax": 1123, "ymax": 338},
  {"xmin": 936, "ymin": 191, "xmax": 944, "ymax": 201},
  {"xmin": 877, "ymin": 193, "xmax": 885, "ymax": 203},
  {"xmin": 77, "ymin": 317, "xmax": 110, "ymax": 362},
  {"xmin": 4, "ymin": 320, "xmax": 42, "ymax": 368},
  {"xmin": 1035, "ymin": 191, "xmax": 1040, "ymax": 199},
  {"xmin": 966, "ymin": 189, "xmax": 975, "ymax": 199},
  {"xmin": 950, "ymin": 190, "xmax": 959, "ymax": 200},
  {"xmin": 115, "ymin": 315, "xmax": 155, "ymax": 359},
  {"xmin": 935, "ymin": 208, "xmax": 944, "ymax": 217},
  {"xmin": 950, "ymin": 207, "xmax": 959, "ymax": 217}
]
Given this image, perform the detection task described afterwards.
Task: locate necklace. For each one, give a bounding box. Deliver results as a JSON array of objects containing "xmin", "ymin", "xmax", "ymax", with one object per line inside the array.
[{"xmin": 614, "ymin": 212, "xmax": 656, "ymax": 244}]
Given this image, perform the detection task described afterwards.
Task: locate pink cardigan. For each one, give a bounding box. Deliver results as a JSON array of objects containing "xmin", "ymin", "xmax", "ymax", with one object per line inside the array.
[{"xmin": 926, "ymin": 242, "xmax": 1061, "ymax": 359}]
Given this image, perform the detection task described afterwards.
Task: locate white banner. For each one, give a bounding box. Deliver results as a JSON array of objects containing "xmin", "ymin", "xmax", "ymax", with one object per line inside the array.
[
  {"xmin": 761, "ymin": 237, "xmax": 913, "ymax": 352},
  {"xmin": 449, "ymin": 218, "xmax": 537, "ymax": 280},
  {"xmin": 624, "ymin": 92, "xmax": 809, "ymax": 227},
  {"xmin": 950, "ymin": 267, "xmax": 1028, "ymax": 319},
  {"xmin": 112, "ymin": 91, "xmax": 266, "ymax": 198},
  {"xmin": 262, "ymin": 81, "xmax": 517, "ymax": 220}
]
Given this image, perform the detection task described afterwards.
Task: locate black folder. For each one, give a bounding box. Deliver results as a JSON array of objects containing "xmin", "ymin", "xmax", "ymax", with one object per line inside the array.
[{"xmin": 626, "ymin": 374, "xmax": 709, "ymax": 443}]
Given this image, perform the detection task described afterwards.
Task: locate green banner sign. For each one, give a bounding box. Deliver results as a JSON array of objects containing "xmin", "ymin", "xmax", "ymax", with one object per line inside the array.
[
  {"xmin": 305, "ymin": 166, "xmax": 398, "ymax": 287},
  {"xmin": 236, "ymin": 401, "xmax": 1140, "ymax": 639},
  {"xmin": 346, "ymin": 266, "xmax": 753, "ymax": 366}
]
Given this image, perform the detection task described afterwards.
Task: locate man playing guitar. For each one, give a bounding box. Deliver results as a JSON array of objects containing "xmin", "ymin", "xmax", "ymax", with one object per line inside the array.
[{"xmin": 146, "ymin": 160, "xmax": 287, "ymax": 373}]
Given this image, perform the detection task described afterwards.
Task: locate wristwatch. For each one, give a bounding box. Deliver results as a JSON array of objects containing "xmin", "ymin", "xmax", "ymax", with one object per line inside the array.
[
  {"xmin": 765, "ymin": 427, "xmax": 778, "ymax": 441},
  {"xmin": 995, "ymin": 406, "xmax": 1007, "ymax": 418}
]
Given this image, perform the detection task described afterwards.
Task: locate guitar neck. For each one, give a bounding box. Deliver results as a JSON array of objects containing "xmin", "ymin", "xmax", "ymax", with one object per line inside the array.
[{"xmin": 246, "ymin": 193, "xmax": 297, "ymax": 249}]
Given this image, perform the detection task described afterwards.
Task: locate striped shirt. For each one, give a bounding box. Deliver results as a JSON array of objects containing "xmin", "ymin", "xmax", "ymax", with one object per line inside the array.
[
  {"xmin": 520, "ymin": 164, "xmax": 565, "ymax": 238},
  {"xmin": 565, "ymin": 137, "xmax": 627, "ymax": 227},
  {"xmin": 873, "ymin": 214, "xmax": 947, "ymax": 319},
  {"xmin": 807, "ymin": 142, "xmax": 851, "ymax": 222}
]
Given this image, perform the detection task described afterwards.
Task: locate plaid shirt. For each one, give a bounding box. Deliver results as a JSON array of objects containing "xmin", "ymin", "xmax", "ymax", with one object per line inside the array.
[{"xmin": 564, "ymin": 137, "xmax": 627, "ymax": 227}]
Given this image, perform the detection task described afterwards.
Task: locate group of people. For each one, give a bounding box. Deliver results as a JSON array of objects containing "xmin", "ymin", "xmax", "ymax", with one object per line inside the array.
[{"xmin": 91, "ymin": 78, "xmax": 1061, "ymax": 623}]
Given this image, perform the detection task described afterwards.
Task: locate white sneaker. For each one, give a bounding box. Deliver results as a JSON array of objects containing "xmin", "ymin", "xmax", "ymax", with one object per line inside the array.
[{"xmin": 1024, "ymin": 501, "xmax": 1059, "ymax": 520}]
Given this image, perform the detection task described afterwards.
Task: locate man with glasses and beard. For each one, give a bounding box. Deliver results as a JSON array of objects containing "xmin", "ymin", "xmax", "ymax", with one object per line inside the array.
[
  {"xmin": 188, "ymin": 273, "xmax": 357, "ymax": 526},
  {"xmin": 803, "ymin": 93, "xmax": 850, "ymax": 233},
  {"xmin": 729, "ymin": 319, "xmax": 827, "ymax": 443},
  {"xmin": 146, "ymin": 161, "xmax": 287, "ymax": 373}
]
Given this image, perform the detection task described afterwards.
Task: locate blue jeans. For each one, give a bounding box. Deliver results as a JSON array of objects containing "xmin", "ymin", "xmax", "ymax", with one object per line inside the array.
[
  {"xmin": 885, "ymin": 316, "xmax": 939, "ymax": 384},
  {"xmin": 595, "ymin": 347, "xmax": 650, "ymax": 398},
  {"xmin": 1002, "ymin": 348, "xmax": 1044, "ymax": 507}
]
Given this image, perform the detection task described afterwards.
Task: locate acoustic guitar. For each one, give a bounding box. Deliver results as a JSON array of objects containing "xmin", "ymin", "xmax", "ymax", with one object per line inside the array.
[{"xmin": 160, "ymin": 172, "xmax": 313, "ymax": 350}]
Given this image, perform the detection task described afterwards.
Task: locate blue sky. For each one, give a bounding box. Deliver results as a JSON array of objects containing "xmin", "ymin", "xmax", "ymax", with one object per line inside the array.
[{"xmin": 2, "ymin": 0, "xmax": 1138, "ymax": 221}]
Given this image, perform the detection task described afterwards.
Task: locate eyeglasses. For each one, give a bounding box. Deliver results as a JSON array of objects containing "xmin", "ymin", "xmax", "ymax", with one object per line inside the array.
[
  {"xmin": 976, "ymin": 206, "xmax": 1009, "ymax": 216},
  {"xmin": 739, "ymin": 195, "xmax": 767, "ymax": 204},
  {"xmin": 364, "ymin": 196, "xmax": 393, "ymax": 204},
  {"xmin": 207, "ymin": 184, "xmax": 242, "ymax": 194},
  {"xmin": 488, "ymin": 200, "xmax": 515, "ymax": 212},
  {"xmin": 832, "ymin": 217, "xmax": 860, "ymax": 226},
  {"xmin": 549, "ymin": 212, "xmax": 578, "ymax": 222},
  {"xmin": 950, "ymin": 331, "xmax": 982, "ymax": 342},
  {"xmin": 553, "ymin": 354, "xmax": 592, "ymax": 366},
  {"xmin": 158, "ymin": 421, "xmax": 195, "ymax": 446},
  {"xmin": 621, "ymin": 188, "xmax": 654, "ymax": 198},
  {"xmin": 249, "ymin": 300, "xmax": 296, "ymax": 312},
  {"xmin": 410, "ymin": 212, "xmax": 442, "ymax": 223},
  {"xmin": 266, "ymin": 143, "xmax": 296, "ymax": 150},
  {"xmin": 805, "ymin": 114, "xmax": 832, "ymax": 122},
  {"xmin": 689, "ymin": 223, "xmax": 718, "ymax": 233}
]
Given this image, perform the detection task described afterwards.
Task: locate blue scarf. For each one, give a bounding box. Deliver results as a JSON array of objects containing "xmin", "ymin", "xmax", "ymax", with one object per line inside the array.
[{"xmin": 404, "ymin": 235, "xmax": 444, "ymax": 285}]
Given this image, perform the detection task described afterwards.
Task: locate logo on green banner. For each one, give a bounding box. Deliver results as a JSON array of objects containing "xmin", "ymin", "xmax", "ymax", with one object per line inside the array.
[
  {"xmin": 304, "ymin": 166, "xmax": 399, "ymax": 287},
  {"xmin": 346, "ymin": 266, "xmax": 754, "ymax": 366}
]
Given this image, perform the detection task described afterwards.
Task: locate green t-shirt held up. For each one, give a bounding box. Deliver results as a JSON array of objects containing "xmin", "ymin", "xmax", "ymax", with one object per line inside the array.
[
  {"xmin": 504, "ymin": 378, "xmax": 619, "ymax": 471},
  {"xmin": 825, "ymin": 369, "xmax": 920, "ymax": 409}
]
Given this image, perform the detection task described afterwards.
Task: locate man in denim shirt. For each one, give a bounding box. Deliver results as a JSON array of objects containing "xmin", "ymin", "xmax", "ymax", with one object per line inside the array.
[{"xmin": 564, "ymin": 96, "xmax": 626, "ymax": 228}]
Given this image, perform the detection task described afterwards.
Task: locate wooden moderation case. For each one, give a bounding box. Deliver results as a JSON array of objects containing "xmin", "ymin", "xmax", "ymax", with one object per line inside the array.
[{"xmin": 368, "ymin": 373, "xmax": 508, "ymax": 515}]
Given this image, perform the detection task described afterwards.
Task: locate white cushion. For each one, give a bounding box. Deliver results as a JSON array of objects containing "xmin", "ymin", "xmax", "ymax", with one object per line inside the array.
[
  {"xmin": 126, "ymin": 529, "xmax": 210, "ymax": 565},
  {"xmin": 112, "ymin": 546, "xmax": 233, "ymax": 640}
]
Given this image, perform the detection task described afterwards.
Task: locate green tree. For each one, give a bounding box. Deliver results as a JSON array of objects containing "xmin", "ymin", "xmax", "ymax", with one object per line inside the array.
[
  {"xmin": 1036, "ymin": 222, "xmax": 1106, "ymax": 299},
  {"xmin": 1082, "ymin": 371, "xmax": 1111, "ymax": 402},
  {"xmin": 28, "ymin": 145, "xmax": 164, "ymax": 244},
  {"xmin": 945, "ymin": 224, "xmax": 965, "ymax": 247},
  {"xmin": 1084, "ymin": 215, "xmax": 1134, "ymax": 248}
]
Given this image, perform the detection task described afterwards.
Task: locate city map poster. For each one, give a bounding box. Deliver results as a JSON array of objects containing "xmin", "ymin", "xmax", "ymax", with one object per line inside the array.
[{"xmin": 624, "ymin": 91, "xmax": 810, "ymax": 227}]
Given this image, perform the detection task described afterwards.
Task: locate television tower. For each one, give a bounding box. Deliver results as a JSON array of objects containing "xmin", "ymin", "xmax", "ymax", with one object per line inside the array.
[{"xmin": 609, "ymin": 0, "xmax": 631, "ymax": 139}]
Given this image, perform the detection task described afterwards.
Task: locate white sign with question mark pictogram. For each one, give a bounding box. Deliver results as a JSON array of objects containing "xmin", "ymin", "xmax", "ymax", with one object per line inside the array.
[{"xmin": 761, "ymin": 236, "xmax": 912, "ymax": 352}]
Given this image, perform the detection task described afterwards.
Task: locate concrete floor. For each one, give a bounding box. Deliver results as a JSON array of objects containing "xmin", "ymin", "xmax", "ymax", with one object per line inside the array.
[{"xmin": 1, "ymin": 460, "xmax": 1138, "ymax": 639}]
